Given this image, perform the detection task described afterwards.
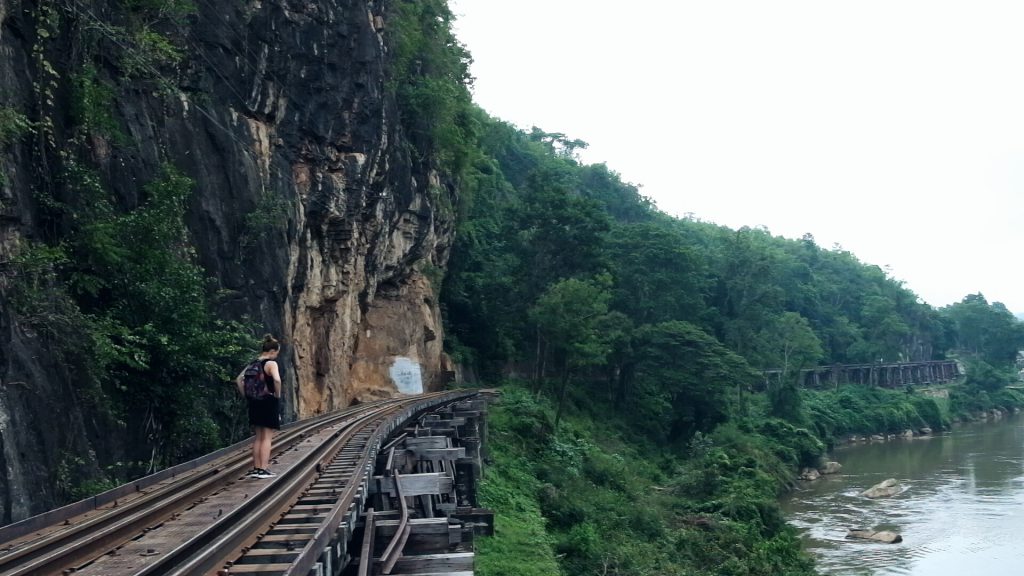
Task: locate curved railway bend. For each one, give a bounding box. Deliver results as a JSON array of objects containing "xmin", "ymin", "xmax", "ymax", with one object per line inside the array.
[{"xmin": 0, "ymin": 391, "xmax": 495, "ymax": 576}]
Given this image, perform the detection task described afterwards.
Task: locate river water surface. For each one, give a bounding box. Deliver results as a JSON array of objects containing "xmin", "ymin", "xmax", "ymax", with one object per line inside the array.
[{"xmin": 781, "ymin": 416, "xmax": 1024, "ymax": 575}]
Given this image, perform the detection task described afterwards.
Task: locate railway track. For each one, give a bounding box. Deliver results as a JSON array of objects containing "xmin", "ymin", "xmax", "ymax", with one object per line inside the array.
[{"xmin": 0, "ymin": 391, "xmax": 484, "ymax": 576}]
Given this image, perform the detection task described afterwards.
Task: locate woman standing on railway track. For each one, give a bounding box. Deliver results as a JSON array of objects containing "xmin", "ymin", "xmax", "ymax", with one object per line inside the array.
[{"xmin": 236, "ymin": 334, "xmax": 283, "ymax": 479}]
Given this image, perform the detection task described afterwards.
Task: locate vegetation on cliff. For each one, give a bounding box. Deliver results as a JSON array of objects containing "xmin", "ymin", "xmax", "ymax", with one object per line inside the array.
[
  {"xmin": 2, "ymin": 0, "xmax": 259, "ymax": 501},
  {"xmin": 386, "ymin": 0, "xmax": 476, "ymax": 175},
  {"xmin": 10, "ymin": 163, "xmax": 253, "ymax": 489}
]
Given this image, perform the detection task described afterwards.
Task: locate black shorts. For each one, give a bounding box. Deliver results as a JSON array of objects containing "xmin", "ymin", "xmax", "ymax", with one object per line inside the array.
[{"xmin": 247, "ymin": 396, "xmax": 280, "ymax": 430}]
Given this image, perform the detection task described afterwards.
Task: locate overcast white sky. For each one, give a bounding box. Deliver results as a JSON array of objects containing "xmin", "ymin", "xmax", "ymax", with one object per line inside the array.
[{"xmin": 450, "ymin": 0, "xmax": 1024, "ymax": 314}]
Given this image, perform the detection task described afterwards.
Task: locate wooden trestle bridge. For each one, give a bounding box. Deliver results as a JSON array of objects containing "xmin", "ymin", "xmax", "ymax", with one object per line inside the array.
[
  {"xmin": 762, "ymin": 360, "xmax": 962, "ymax": 389},
  {"xmin": 0, "ymin": 391, "xmax": 494, "ymax": 576}
]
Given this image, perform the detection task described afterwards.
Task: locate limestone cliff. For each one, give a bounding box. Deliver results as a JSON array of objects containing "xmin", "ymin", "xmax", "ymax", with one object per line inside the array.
[{"xmin": 0, "ymin": 0, "xmax": 457, "ymax": 521}]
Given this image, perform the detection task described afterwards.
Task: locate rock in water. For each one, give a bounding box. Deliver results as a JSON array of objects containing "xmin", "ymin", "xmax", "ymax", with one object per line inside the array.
[
  {"xmin": 819, "ymin": 461, "xmax": 842, "ymax": 475},
  {"xmin": 861, "ymin": 478, "xmax": 900, "ymax": 498},
  {"xmin": 846, "ymin": 529, "xmax": 903, "ymax": 544},
  {"xmin": 800, "ymin": 468, "xmax": 821, "ymax": 481}
]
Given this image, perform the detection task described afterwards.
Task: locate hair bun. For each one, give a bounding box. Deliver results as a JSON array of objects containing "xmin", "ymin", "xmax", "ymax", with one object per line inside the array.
[{"xmin": 261, "ymin": 333, "xmax": 281, "ymax": 351}]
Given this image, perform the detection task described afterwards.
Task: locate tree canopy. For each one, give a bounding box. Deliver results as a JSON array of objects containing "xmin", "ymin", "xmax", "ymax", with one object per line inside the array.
[{"xmin": 442, "ymin": 109, "xmax": 1024, "ymax": 441}]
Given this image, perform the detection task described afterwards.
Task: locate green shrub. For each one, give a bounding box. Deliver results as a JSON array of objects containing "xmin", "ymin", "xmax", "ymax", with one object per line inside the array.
[
  {"xmin": 477, "ymin": 393, "xmax": 561, "ymax": 576},
  {"xmin": 0, "ymin": 107, "xmax": 32, "ymax": 145},
  {"xmin": 488, "ymin": 385, "xmax": 553, "ymax": 448},
  {"xmin": 71, "ymin": 65, "xmax": 123, "ymax": 141},
  {"xmin": 803, "ymin": 385, "xmax": 946, "ymax": 438},
  {"xmin": 963, "ymin": 359, "xmax": 1017, "ymax": 392},
  {"xmin": 756, "ymin": 418, "xmax": 824, "ymax": 469},
  {"xmin": 556, "ymin": 522, "xmax": 601, "ymax": 572},
  {"xmin": 476, "ymin": 381, "xmax": 820, "ymax": 576},
  {"xmin": 241, "ymin": 191, "xmax": 289, "ymax": 250}
]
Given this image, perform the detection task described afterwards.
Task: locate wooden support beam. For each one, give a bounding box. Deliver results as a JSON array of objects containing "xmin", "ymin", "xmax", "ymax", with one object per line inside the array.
[
  {"xmin": 405, "ymin": 437, "xmax": 451, "ymax": 449},
  {"xmin": 388, "ymin": 572, "xmax": 474, "ymax": 576},
  {"xmin": 375, "ymin": 517, "xmax": 457, "ymax": 535},
  {"xmin": 451, "ymin": 507, "xmax": 494, "ymax": 536},
  {"xmin": 227, "ymin": 564, "xmax": 297, "ymax": 573},
  {"xmin": 412, "ymin": 447, "xmax": 466, "ymax": 461},
  {"xmin": 422, "ymin": 418, "xmax": 464, "ymax": 429},
  {"xmin": 461, "ymin": 437, "xmax": 481, "ymax": 460},
  {"xmin": 389, "ymin": 552, "xmax": 474, "ymax": 573},
  {"xmin": 421, "ymin": 427, "xmax": 457, "ymax": 437},
  {"xmin": 373, "ymin": 473, "xmax": 455, "ymax": 497},
  {"xmin": 357, "ymin": 509, "xmax": 375, "ymax": 576},
  {"xmin": 372, "ymin": 526, "xmax": 462, "ymax": 555},
  {"xmin": 420, "ymin": 494, "xmax": 435, "ymax": 518}
]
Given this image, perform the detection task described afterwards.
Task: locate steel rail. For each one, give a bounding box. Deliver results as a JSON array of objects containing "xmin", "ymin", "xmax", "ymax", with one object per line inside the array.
[
  {"xmin": 379, "ymin": 471, "xmax": 410, "ymax": 574},
  {"xmin": 131, "ymin": 400, "xmax": 406, "ymax": 576},
  {"xmin": 0, "ymin": 401, "xmax": 388, "ymax": 576},
  {"xmin": 0, "ymin": 391, "xmax": 474, "ymax": 576},
  {"xmin": 282, "ymin": 391, "xmax": 473, "ymax": 576},
  {"xmin": 136, "ymin": 393, "xmax": 467, "ymax": 576}
]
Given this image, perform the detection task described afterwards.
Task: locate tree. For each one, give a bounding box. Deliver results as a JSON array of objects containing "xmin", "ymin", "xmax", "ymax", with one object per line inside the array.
[
  {"xmin": 758, "ymin": 313, "xmax": 822, "ymax": 421},
  {"xmin": 851, "ymin": 295, "xmax": 911, "ymax": 362},
  {"xmin": 387, "ymin": 0, "xmax": 476, "ymax": 172},
  {"xmin": 712, "ymin": 227, "xmax": 786, "ymax": 359},
  {"xmin": 942, "ymin": 294, "xmax": 1024, "ymax": 365},
  {"xmin": 963, "ymin": 359, "xmax": 1016, "ymax": 393},
  {"xmin": 514, "ymin": 179, "xmax": 612, "ymax": 300},
  {"xmin": 606, "ymin": 222, "xmax": 706, "ymax": 326},
  {"xmin": 529, "ymin": 275, "xmax": 614, "ymax": 428},
  {"xmin": 630, "ymin": 321, "xmax": 759, "ymax": 443},
  {"xmin": 767, "ymin": 312, "xmax": 824, "ymax": 378},
  {"xmin": 578, "ymin": 163, "xmax": 655, "ymax": 223},
  {"xmin": 528, "ymin": 126, "xmax": 588, "ymax": 160}
]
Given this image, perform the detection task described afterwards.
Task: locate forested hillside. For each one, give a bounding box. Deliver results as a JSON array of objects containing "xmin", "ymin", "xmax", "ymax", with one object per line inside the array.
[
  {"xmin": 443, "ymin": 109, "xmax": 1024, "ymax": 416},
  {"xmin": 440, "ymin": 106, "xmax": 1024, "ymax": 575},
  {"xmin": 405, "ymin": 3, "xmax": 1024, "ymax": 572}
]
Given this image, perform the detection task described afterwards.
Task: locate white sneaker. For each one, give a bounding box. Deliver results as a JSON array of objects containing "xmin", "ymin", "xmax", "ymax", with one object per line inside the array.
[{"xmin": 253, "ymin": 468, "xmax": 276, "ymax": 479}]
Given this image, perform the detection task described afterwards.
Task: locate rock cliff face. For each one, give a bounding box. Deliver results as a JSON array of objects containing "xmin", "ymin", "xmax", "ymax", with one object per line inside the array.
[{"xmin": 0, "ymin": 0, "xmax": 455, "ymax": 520}]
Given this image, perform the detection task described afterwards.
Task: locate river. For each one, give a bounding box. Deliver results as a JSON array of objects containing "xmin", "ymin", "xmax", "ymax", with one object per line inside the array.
[{"xmin": 781, "ymin": 415, "xmax": 1024, "ymax": 575}]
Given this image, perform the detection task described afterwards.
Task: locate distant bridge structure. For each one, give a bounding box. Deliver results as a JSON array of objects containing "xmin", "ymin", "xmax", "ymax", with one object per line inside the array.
[{"xmin": 762, "ymin": 360, "xmax": 962, "ymax": 390}]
